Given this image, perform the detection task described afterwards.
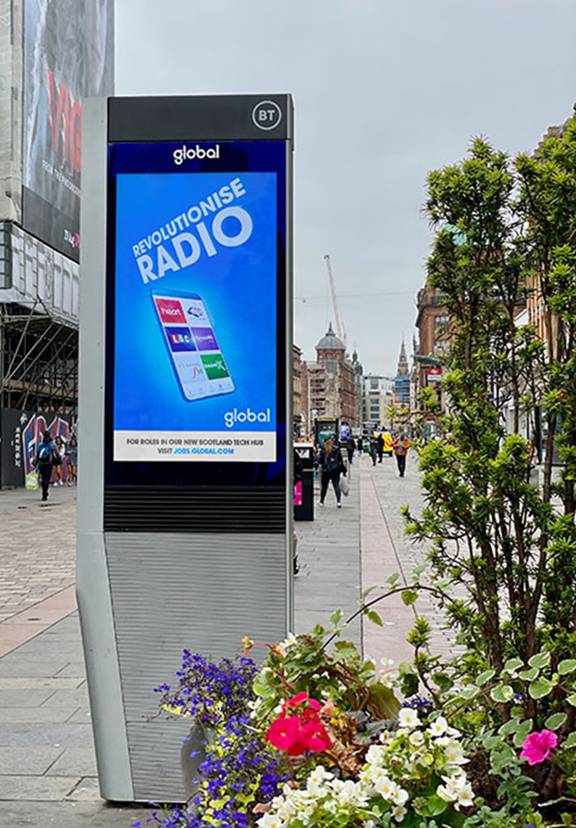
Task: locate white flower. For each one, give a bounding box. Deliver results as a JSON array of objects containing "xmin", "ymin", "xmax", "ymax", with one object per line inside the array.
[
  {"xmin": 436, "ymin": 772, "xmax": 470, "ymax": 803},
  {"xmin": 408, "ymin": 730, "xmax": 424, "ymax": 747},
  {"xmin": 398, "ymin": 707, "xmax": 420, "ymax": 729},
  {"xmin": 444, "ymin": 742, "xmax": 468, "ymax": 766},
  {"xmin": 366, "ymin": 744, "xmax": 385, "ymax": 765},
  {"xmin": 428, "ymin": 715, "xmax": 448, "ymax": 737},
  {"xmin": 258, "ymin": 814, "xmax": 285, "ymax": 828},
  {"xmin": 390, "ymin": 785, "xmax": 409, "ymax": 806},
  {"xmin": 377, "ymin": 671, "xmax": 397, "ymax": 688},
  {"xmin": 278, "ymin": 632, "xmax": 297, "ymax": 651},
  {"xmin": 392, "ymin": 803, "xmax": 407, "ymax": 822},
  {"xmin": 374, "ymin": 775, "xmax": 396, "ymax": 799},
  {"xmin": 456, "ymin": 784, "xmax": 475, "ymax": 809}
]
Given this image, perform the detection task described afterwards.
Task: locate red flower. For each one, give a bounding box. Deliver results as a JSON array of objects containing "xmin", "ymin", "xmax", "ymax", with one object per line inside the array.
[
  {"xmin": 301, "ymin": 718, "xmax": 332, "ymax": 752},
  {"xmin": 284, "ymin": 691, "xmax": 321, "ymax": 711},
  {"xmin": 266, "ymin": 693, "xmax": 332, "ymax": 756},
  {"xmin": 267, "ymin": 715, "xmax": 308, "ymax": 755}
]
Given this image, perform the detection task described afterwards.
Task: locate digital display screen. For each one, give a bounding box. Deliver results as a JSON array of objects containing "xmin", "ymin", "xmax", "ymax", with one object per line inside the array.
[{"xmin": 107, "ymin": 141, "xmax": 286, "ymax": 468}]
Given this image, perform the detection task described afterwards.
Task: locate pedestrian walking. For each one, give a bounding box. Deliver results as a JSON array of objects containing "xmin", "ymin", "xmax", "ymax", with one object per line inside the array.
[
  {"xmin": 369, "ymin": 436, "xmax": 378, "ymax": 467},
  {"xmin": 346, "ymin": 436, "xmax": 355, "ymax": 465},
  {"xmin": 33, "ymin": 431, "xmax": 59, "ymax": 502},
  {"xmin": 67, "ymin": 435, "xmax": 78, "ymax": 485},
  {"xmin": 393, "ymin": 433, "xmax": 410, "ymax": 477},
  {"xmin": 53, "ymin": 436, "xmax": 65, "ymax": 485},
  {"xmin": 356, "ymin": 435, "xmax": 363, "ymax": 453},
  {"xmin": 318, "ymin": 437, "xmax": 346, "ymax": 508},
  {"xmin": 376, "ymin": 431, "xmax": 384, "ymax": 463}
]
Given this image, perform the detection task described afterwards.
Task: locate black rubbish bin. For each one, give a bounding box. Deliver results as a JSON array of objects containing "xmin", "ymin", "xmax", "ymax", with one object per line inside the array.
[{"xmin": 294, "ymin": 442, "xmax": 314, "ymax": 521}]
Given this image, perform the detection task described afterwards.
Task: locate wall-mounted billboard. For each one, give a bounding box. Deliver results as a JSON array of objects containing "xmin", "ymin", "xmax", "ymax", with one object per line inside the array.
[
  {"xmin": 108, "ymin": 141, "xmax": 286, "ymax": 465},
  {"xmin": 22, "ymin": 0, "xmax": 114, "ymax": 261}
]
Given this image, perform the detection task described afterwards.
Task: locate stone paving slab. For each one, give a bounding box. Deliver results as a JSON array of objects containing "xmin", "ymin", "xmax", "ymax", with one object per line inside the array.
[
  {"xmin": 0, "ymin": 723, "xmax": 93, "ymax": 748},
  {"xmin": 0, "ymin": 801, "xmax": 150, "ymax": 826},
  {"xmin": 46, "ymin": 748, "xmax": 98, "ymax": 778},
  {"xmin": 0, "ymin": 775, "xmax": 80, "ymax": 801},
  {"xmin": 0, "ymin": 747, "xmax": 64, "ymax": 776},
  {"xmin": 65, "ymin": 777, "xmax": 101, "ymax": 802},
  {"xmin": 0, "ymin": 677, "xmax": 83, "ymax": 690},
  {"xmin": 0, "ymin": 707, "xmax": 78, "ymax": 724}
]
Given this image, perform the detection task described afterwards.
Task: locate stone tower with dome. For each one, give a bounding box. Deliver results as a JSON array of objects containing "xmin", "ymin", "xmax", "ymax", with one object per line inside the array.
[{"xmin": 305, "ymin": 323, "xmax": 360, "ymax": 428}]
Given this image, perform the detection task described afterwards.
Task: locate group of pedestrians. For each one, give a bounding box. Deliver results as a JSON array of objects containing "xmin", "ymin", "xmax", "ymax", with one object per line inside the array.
[
  {"xmin": 315, "ymin": 429, "xmax": 412, "ymax": 509},
  {"xmin": 33, "ymin": 430, "xmax": 78, "ymax": 502},
  {"xmin": 368, "ymin": 431, "xmax": 411, "ymax": 477}
]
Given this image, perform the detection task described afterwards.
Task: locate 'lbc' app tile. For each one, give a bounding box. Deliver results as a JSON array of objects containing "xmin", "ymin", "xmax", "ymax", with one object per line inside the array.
[{"xmin": 165, "ymin": 326, "xmax": 197, "ymax": 352}]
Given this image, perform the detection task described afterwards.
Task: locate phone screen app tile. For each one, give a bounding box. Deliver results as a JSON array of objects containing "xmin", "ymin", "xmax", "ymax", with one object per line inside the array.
[
  {"xmin": 155, "ymin": 297, "xmax": 186, "ymax": 325},
  {"xmin": 191, "ymin": 327, "xmax": 218, "ymax": 351},
  {"xmin": 166, "ymin": 326, "xmax": 197, "ymax": 352},
  {"xmin": 201, "ymin": 353, "xmax": 230, "ymax": 380}
]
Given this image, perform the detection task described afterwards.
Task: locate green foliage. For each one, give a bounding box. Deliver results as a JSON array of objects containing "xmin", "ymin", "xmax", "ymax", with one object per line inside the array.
[{"xmin": 400, "ymin": 116, "xmax": 576, "ymax": 822}]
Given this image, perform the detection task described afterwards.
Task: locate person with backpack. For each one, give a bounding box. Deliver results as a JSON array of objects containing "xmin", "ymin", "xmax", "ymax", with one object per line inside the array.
[
  {"xmin": 33, "ymin": 431, "xmax": 58, "ymax": 502},
  {"xmin": 318, "ymin": 437, "xmax": 346, "ymax": 508},
  {"xmin": 393, "ymin": 433, "xmax": 411, "ymax": 478}
]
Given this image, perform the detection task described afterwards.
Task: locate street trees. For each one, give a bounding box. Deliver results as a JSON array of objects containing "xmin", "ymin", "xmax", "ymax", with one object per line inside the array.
[{"xmin": 404, "ymin": 117, "xmax": 576, "ymax": 806}]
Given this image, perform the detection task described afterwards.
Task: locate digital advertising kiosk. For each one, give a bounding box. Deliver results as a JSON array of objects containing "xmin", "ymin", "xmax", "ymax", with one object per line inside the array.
[{"xmin": 77, "ymin": 95, "xmax": 293, "ymax": 802}]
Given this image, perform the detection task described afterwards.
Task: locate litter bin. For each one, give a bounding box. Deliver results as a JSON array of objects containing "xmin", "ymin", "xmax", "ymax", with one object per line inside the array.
[{"xmin": 294, "ymin": 442, "xmax": 314, "ymax": 521}]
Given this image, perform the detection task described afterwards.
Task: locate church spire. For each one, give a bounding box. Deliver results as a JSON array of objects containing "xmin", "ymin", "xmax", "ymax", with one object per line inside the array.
[{"xmin": 397, "ymin": 340, "xmax": 409, "ymax": 376}]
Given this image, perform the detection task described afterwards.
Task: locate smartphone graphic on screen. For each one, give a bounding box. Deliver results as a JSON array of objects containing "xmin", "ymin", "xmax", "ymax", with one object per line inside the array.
[{"xmin": 152, "ymin": 291, "xmax": 235, "ymax": 401}]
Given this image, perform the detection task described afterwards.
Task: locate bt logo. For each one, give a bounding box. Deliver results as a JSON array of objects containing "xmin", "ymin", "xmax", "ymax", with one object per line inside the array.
[{"xmin": 252, "ymin": 100, "xmax": 282, "ymax": 131}]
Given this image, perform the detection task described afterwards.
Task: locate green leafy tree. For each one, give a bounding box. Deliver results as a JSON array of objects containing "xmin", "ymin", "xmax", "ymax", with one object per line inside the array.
[{"xmin": 403, "ymin": 118, "xmax": 576, "ymax": 803}]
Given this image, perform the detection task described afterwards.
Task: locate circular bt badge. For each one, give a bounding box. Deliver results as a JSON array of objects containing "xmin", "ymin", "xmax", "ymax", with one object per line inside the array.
[{"xmin": 252, "ymin": 100, "xmax": 283, "ymax": 131}]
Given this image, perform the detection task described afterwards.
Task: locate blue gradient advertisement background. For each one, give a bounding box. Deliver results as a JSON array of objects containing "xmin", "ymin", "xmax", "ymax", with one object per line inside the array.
[{"xmin": 113, "ymin": 171, "xmax": 277, "ymax": 432}]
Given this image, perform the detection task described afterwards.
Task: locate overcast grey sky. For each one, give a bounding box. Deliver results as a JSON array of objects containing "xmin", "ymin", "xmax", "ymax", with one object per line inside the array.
[{"xmin": 116, "ymin": 0, "xmax": 576, "ymax": 376}]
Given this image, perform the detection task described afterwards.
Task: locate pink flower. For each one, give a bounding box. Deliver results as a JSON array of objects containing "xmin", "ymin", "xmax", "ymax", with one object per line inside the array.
[
  {"xmin": 520, "ymin": 729, "xmax": 558, "ymax": 765},
  {"xmin": 266, "ymin": 693, "xmax": 332, "ymax": 756}
]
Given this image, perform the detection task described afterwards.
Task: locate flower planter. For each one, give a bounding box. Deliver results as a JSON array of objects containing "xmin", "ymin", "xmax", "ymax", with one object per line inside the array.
[{"xmin": 180, "ymin": 723, "xmax": 211, "ymax": 803}]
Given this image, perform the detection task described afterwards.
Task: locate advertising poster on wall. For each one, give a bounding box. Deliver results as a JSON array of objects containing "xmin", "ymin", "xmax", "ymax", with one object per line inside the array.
[
  {"xmin": 22, "ymin": 0, "xmax": 114, "ymax": 261},
  {"xmin": 109, "ymin": 141, "xmax": 284, "ymax": 464}
]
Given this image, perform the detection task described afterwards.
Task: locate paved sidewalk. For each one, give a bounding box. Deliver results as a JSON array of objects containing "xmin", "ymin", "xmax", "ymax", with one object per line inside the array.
[
  {"xmin": 0, "ymin": 457, "xmax": 445, "ymax": 824},
  {"xmin": 294, "ymin": 464, "xmax": 362, "ymax": 647},
  {"xmin": 358, "ymin": 454, "xmax": 454, "ymax": 665},
  {"xmin": 0, "ymin": 486, "xmax": 76, "ymax": 657}
]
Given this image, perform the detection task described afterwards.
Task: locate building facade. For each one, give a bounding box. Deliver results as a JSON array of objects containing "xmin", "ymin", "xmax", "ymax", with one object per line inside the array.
[
  {"xmin": 413, "ymin": 285, "xmax": 449, "ymax": 424},
  {"xmin": 306, "ymin": 324, "xmax": 361, "ymax": 429},
  {"xmin": 0, "ymin": 1, "xmax": 114, "ymax": 486},
  {"xmin": 292, "ymin": 344, "xmax": 305, "ymax": 435},
  {"xmin": 363, "ymin": 374, "xmax": 394, "ymax": 428},
  {"xmin": 394, "ymin": 341, "xmax": 411, "ymax": 408}
]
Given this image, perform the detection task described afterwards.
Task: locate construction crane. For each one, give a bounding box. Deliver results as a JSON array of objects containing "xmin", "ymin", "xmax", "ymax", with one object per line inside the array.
[{"xmin": 323, "ymin": 254, "xmax": 347, "ymax": 347}]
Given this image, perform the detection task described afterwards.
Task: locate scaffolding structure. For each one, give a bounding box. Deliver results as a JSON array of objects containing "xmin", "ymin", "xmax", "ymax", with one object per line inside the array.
[{"xmin": 0, "ymin": 298, "xmax": 78, "ymax": 417}]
